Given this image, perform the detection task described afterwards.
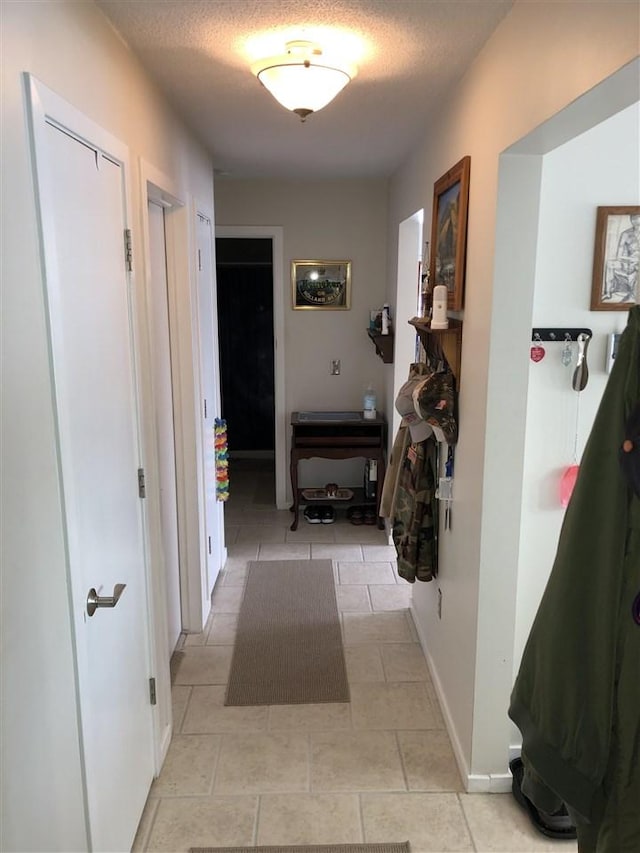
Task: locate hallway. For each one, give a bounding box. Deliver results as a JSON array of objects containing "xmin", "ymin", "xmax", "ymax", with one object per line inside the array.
[{"xmin": 132, "ymin": 460, "xmax": 576, "ymax": 852}]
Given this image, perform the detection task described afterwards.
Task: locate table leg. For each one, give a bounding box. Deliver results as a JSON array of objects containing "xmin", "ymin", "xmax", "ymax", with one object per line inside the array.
[
  {"xmin": 376, "ymin": 450, "xmax": 386, "ymax": 529},
  {"xmin": 290, "ymin": 451, "xmax": 299, "ymax": 531}
]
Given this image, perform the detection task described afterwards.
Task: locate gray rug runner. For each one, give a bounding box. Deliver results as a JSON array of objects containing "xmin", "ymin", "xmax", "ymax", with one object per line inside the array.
[
  {"xmin": 224, "ymin": 560, "xmax": 349, "ymax": 706},
  {"xmin": 190, "ymin": 844, "xmax": 410, "ymax": 853}
]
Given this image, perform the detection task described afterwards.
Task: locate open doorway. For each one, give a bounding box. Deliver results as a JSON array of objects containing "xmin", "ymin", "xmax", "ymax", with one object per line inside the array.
[
  {"xmin": 473, "ymin": 60, "xmax": 639, "ymax": 779},
  {"xmin": 215, "ymin": 237, "xmax": 275, "ymax": 458},
  {"xmin": 392, "ymin": 210, "xmax": 424, "ymax": 438},
  {"xmin": 215, "ymin": 237, "xmax": 276, "ymax": 506},
  {"xmin": 215, "ymin": 225, "xmax": 287, "ymax": 509}
]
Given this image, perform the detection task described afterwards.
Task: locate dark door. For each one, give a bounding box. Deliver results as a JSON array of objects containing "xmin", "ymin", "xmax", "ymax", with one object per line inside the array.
[{"xmin": 215, "ymin": 237, "xmax": 274, "ymax": 452}]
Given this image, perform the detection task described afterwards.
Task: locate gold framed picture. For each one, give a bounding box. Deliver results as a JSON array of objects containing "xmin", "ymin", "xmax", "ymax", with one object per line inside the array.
[
  {"xmin": 429, "ymin": 156, "xmax": 471, "ymax": 311},
  {"xmin": 291, "ymin": 260, "xmax": 351, "ymax": 310}
]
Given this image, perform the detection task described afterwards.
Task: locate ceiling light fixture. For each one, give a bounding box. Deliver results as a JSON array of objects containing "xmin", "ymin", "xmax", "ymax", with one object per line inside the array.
[{"xmin": 251, "ymin": 40, "xmax": 357, "ymax": 122}]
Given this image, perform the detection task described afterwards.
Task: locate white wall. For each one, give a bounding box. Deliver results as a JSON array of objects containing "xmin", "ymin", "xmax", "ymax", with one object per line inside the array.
[
  {"xmin": 214, "ymin": 178, "xmax": 389, "ymax": 490},
  {"xmin": 0, "ymin": 2, "xmax": 214, "ymax": 849},
  {"xmin": 514, "ymin": 103, "xmax": 639, "ymax": 671},
  {"xmin": 387, "ymin": 0, "xmax": 639, "ymax": 786}
]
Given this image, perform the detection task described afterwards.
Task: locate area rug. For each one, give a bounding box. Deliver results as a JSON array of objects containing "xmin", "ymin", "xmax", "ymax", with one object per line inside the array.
[
  {"xmin": 224, "ymin": 560, "xmax": 349, "ymax": 706},
  {"xmin": 190, "ymin": 844, "xmax": 410, "ymax": 853}
]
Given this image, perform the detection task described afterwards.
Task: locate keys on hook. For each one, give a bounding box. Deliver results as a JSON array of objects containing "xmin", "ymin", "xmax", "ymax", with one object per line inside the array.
[
  {"xmin": 572, "ymin": 333, "xmax": 591, "ymax": 391},
  {"xmin": 530, "ymin": 332, "xmax": 546, "ymax": 363}
]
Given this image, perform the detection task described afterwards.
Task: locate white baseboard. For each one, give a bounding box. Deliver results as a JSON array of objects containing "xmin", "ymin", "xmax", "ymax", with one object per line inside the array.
[
  {"xmin": 158, "ymin": 722, "xmax": 172, "ymax": 770},
  {"xmin": 467, "ymin": 773, "xmax": 513, "ymax": 793},
  {"xmin": 408, "ymin": 602, "xmax": 513, "ymax": 795}
]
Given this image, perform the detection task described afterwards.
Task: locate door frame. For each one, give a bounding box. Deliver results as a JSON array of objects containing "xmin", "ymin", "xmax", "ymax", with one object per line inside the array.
[
  {"xmin": 392, "ymin": 210, "xmax": 424, "ymax": 440},
  {"xmin": 193, "ymin": 208, "xmax": 227, "ymax": 593},
  {"xmin": 140, "ymin": 159, "xmax": 220, "ymax": 641},
  {"xmin": 214, "ymin": 225, "xmax": 286, "ymax": 508},
  {"xmin": 24, "ymin": 73, "xmax": 158, "ymax": 842},
  {"xmin": 146, "ymin": 197, "xmax": 182, "ymax": 656},
  {"xmin": 138, "ymin": 158, "xmax": 189, "ymax": 765}
]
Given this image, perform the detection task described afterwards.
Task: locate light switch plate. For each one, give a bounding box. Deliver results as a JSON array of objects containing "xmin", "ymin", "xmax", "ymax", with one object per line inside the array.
[{"xmin": 606, "ymin": 333, "xmax": 620, "ymax": 374}]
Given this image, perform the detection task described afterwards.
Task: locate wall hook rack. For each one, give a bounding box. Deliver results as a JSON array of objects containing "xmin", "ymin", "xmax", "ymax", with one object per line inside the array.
[{"xmin": 531, "ymin": 327, "xmax": 592, "ymax": 342}]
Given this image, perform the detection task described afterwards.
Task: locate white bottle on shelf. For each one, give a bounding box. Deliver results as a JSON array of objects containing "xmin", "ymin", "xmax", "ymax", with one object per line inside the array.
[{"xmin": 381, "ymin": 303, "xmax": 390, "ymax": 335}]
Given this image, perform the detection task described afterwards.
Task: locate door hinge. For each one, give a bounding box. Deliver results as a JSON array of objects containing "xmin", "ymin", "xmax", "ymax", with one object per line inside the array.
[
  {"xmin": 198, "ymin": 248, "xmax": 202, "ymax": 271},
  {"xmin": 208, "ymin": 535, "xmax": 212, "ymax": 555},
  {"xmin": 138, "ymin": 467, "xmax": 146, "ymax": 498},
  {"xmin": 203, "ymin": 398, "xmax": 207, "ymax": 419},
  {"xmin": 124, "ymin": 228, "xmax": 133, "ymax": 272},
  {"xmin": 149, "ymin": 677, "xmax": 157, "ymax": 705}
]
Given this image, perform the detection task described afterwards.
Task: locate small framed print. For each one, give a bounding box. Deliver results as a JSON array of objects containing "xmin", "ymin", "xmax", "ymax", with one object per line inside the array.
[
  {"xmin": 291, "ymin": 260, "xmax": 351, "ymax": 310},
  {"xmin": 591, "ymin": 206, "xmax": 639, "ymax": 310}
]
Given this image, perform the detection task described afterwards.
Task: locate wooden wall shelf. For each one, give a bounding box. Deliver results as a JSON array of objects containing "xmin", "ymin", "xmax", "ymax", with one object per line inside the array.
[
  {"xmin": 367, "ymin": 329, "xmax": 394, "ymax": 363},
  {"xmin": 408, "ymin": 317, "xmax": 463, "ymax": 382}
]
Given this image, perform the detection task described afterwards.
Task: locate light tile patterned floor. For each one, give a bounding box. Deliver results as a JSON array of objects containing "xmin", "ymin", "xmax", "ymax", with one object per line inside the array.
[{"xmin": 133, "ymin": 460, "xmax": 577, "ymax": 853}]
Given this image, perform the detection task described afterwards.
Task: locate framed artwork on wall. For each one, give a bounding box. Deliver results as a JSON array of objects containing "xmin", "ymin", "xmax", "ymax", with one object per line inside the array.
[
  {"xmin": 291, "ymin": 260, "xmax": 351, "ymax": 310},
  {"xmin": 429, "ymin": 156, "xmax": 471, "ymax": 311},
  {"xmin": 590, "ymin": 206, "xmax": 639, "ymax": 310}
]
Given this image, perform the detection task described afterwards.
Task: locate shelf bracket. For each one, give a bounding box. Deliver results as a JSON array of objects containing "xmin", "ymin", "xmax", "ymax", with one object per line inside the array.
[{"xmin": 367, "ymin": 329, "xmax": 394, "ymax": 363}]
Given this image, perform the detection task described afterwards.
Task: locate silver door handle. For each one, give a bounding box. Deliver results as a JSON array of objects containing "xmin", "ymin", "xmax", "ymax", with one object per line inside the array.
[{"xmin": 86, "ymin": 583, "xmax": 126, "ymax": 617}]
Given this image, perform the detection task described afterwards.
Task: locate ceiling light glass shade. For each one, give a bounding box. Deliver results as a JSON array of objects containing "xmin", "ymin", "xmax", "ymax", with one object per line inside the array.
[{"xmin": 251, "ymin": 41, "xmax": 357, "ymax": 121}]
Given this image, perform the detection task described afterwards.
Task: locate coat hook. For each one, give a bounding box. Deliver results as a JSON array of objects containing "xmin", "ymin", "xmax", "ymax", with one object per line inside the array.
[{"xmin": 531, "ymin": 327, "xmax": 592, "ymax": 343}]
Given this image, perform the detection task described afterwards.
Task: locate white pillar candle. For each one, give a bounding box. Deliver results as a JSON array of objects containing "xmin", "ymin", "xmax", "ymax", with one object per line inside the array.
[{"xmin": 431, "ymin": 285, "xmax": 449, "ymax": 329}]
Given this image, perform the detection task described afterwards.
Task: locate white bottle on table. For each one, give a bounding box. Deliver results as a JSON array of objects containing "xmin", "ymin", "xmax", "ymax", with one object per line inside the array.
[{"xmin": 363, "ymin": 384, "xmax": 377, "ymax": 420}]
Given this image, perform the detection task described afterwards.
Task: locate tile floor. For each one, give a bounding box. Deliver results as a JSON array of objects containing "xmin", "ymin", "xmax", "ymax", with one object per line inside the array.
[{"xmin": 133, "ymin": 460, "xmax": 577, "ymax": 853}]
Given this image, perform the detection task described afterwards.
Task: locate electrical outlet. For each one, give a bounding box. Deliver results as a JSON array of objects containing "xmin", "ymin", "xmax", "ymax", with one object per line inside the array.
[
  {"xmin": 437, "ymin": 587, "xmax": 443, "ymax": 619},
  {"xmin": 330, "ymin": 359, "xmax": 341, "ymax": 375}
]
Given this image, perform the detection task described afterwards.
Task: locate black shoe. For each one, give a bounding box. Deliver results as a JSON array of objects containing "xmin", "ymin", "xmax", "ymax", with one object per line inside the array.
[
  {"xmin": 509, "ymin": 758, "xmax": 577, "ymax": 840},
  {"xmin": 320, "ymin": 506, "xmax": 335, "ymax": 524},
  {"xmin": 303, "ymin": 506, "xmax": 322, "ymax": 524}
]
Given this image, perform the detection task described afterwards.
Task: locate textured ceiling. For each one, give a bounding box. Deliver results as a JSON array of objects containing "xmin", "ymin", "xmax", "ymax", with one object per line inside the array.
[{"xmin": 96, "ymin": 0, "xmax": 514, "ymax": 178}]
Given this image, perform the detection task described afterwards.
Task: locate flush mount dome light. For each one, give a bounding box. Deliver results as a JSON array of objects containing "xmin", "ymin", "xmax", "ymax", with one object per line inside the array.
[{"xmin": 251, "ymin": 40, "xmax": 357, "ymax": 121}]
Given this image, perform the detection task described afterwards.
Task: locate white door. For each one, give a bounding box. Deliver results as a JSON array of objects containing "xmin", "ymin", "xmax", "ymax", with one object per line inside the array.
[
  {"xmin": 29, "ymin": 85, "xmax": 154, "ymax": 851},
  {"xmin": 197, "ymin": 213, "xmax": 224, "ymax": 593},
  {"xmin": 148, "ymin": 200, "xmax": 182, "ymax": 654}
]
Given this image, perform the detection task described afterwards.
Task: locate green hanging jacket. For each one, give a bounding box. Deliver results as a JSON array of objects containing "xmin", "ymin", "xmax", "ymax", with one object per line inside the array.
[{"xmin": 509, "ymin": 307, "xmax": 640, "ymax": 852}]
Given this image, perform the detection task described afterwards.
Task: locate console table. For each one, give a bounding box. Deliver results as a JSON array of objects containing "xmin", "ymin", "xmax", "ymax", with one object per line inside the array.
[{"xmin": 290, "ymin": 411, "xmax": 387, "ymax": 531}]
